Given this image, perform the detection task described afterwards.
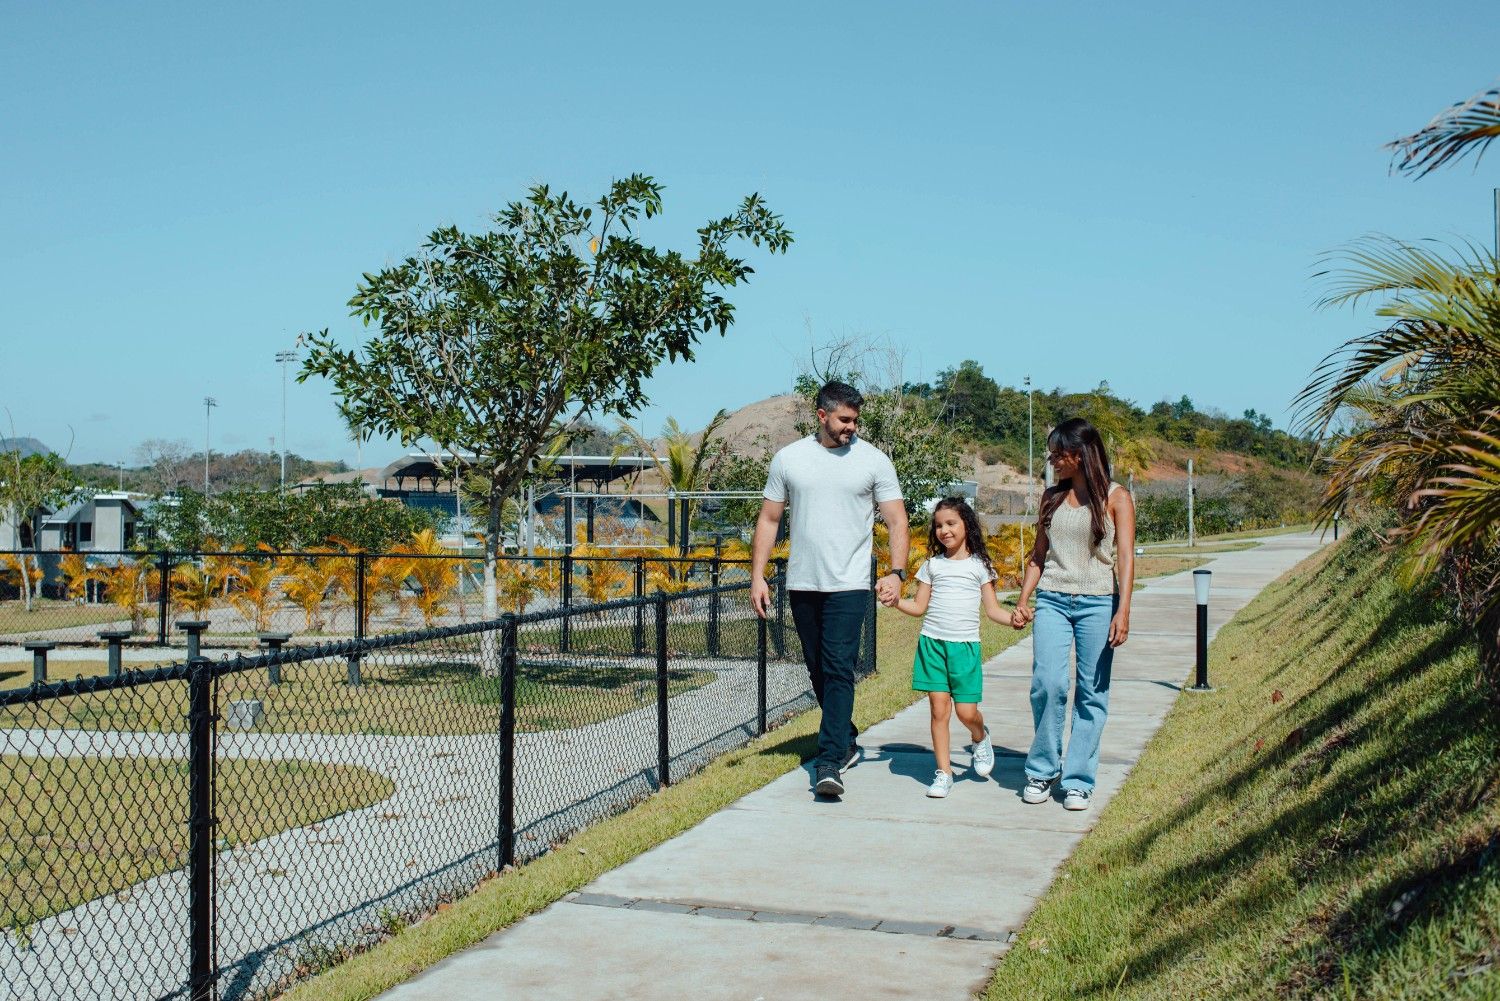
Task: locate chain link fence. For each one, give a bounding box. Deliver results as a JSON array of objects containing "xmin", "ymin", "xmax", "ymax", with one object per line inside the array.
[
  {"xmin": 0, "ymin": 549, "xmax": 757, "ymax": 671},
  {"xmin": 1, "ymin": 564, "xmax": 874, "ymax": 1000}
]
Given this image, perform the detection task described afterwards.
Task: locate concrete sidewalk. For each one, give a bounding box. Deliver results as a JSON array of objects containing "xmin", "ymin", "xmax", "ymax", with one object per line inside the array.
[{"xmin": 380, "ymin": 533, "xmax": 1325, "ymax": 1001}]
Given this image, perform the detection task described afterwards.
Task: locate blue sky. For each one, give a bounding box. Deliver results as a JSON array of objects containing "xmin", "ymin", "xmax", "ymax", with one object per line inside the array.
[{"xmin": 3, "ymin": 1, "xmax": 1497, "ymax": 467}]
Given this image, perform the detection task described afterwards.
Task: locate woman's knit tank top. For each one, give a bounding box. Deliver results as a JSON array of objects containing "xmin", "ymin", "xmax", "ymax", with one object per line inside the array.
[{"xmin": 1038, "ymin": 483, "xmax": 1120, "ymax": 596}]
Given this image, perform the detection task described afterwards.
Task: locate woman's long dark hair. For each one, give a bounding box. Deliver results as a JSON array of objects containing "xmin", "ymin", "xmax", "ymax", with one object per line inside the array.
[
  {"xmin": 929, "ymin": 497, "xmax": 995, "ymax": 580},
  {"xmin": 1032, "ymin": 418, "xmax": 1113, "ymax": 562}
]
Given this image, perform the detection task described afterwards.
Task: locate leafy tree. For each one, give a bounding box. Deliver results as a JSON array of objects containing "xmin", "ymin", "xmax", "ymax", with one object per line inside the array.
[
  {"xmin": 301, "ymin": 175, "xmax": 791, "ymax": 657},
  {"xmin": 934, "ymin": 360, "xmax": 1003, "ymax": 436},
  {"xmin": 0, "ymin": 450, "xmax": 77, "ymax": 610}
]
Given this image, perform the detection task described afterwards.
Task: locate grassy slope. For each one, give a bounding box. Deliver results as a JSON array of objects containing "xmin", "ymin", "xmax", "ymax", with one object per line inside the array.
[
  {"xmin": 283, "ymin": 608, "xmax": 1026, "ymax": 1000},
  {"xmin": 985, "ymin": 530, "xmax": 1499, "ymax": 1000}
]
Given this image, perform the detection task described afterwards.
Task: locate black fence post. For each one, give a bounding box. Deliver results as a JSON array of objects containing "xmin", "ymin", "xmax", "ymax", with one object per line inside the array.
[
  {"xmin": 773, "ymin": 557, "xmax": 787, "ymax": 658},
  {"xmin": 707, "ymin": 557, "xmax": 721, "ymax": 657},
  {"xmin": 354, "ymin": 553, "xmax": 368, "ymax": 641},
  {"xmin": 560, "ymin": 553, "xmax": 573, "ymax": 654},
  {"xmin": 633, "ymin": 557, "xmax": 646, "ymax": 656},
  {"xmin": 756, "ymin": 612, "xmax": 768, "ymax": 736},
  {"xmin": 351, "ymin": 553, "xmax": 367, "ymax": 684},
  {"xmin": 497, "ymin": 614, "xmax": 517, "ymax": 870},
  {"xmin": 156, "ymin": 550, "xmax": 171, "ymax": 646},
  {"xmin": 187, "ymin": 656, "xmax": 216, "ymax": 1001},
  {"xmin": 655, "ymin": 593, "xmax": 670, "ymax": 788}
]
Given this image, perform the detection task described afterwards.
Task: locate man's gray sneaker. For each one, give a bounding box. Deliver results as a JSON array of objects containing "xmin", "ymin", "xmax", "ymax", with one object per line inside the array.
[
  {"xmin": 1063, "ymin": 788, "xmax": 1092, "ymax": 811},
  {"xmin": 815, "ymin": 764, "xmax": 845, "ymax": 797},
  {"xmin": 1022, "ymin": 775, "xmax": 1055, "ymax": 804}
]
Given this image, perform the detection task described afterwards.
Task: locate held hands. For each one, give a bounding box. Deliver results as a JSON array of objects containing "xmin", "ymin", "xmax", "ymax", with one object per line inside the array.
[
  {"xmin": 875, "ymin": 573, "xmax": 902, "ymax": 607},
  {"xmin": 1011, "ymin": 599, "xmax": 1034, "ymax": 630}
]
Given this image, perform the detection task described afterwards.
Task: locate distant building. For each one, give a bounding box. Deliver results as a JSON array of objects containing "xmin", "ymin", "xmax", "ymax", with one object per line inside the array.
[{"xmin": 37, "ymin": 493, "xmax": 141, "ymax": 552}]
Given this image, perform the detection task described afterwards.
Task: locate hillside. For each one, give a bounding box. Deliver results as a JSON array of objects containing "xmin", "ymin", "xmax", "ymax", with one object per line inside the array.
[
  {"xmin": 984, "ymin": 529, "xmax": 1499, "ymax": 999},
  {"xmin": 705, "ymin": 393, "xmax": 1319, "ymax": 522}
]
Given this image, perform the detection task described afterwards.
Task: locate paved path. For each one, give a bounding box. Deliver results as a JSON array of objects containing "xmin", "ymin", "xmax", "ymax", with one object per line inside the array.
[
  {"xmin": 378, "ymin": 532, "xmax": 1326, "ymax": 1001},
  {"xmin": 1, "ymin": 642, "xmax": 818, "ymax": 1001}
]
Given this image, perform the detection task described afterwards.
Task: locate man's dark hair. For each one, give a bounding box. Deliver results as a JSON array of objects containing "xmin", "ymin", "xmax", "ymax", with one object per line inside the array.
[{"xmin": 816, "ymin": 381, "xmax": 863, "ymax": 412}]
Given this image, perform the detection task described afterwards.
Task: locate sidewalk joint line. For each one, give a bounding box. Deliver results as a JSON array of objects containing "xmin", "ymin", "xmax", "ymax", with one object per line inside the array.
[{"xmin": 565, "ymin": 892, "xmax": 1011, "ymax": 942}]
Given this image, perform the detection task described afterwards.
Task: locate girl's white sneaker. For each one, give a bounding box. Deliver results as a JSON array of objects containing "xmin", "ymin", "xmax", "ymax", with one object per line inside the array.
[
  {"xmin": 926, "ymin": 770, "xmax": 953, "ymax": 798},
  {"xmin": 972, "ymin": 728, "xmax": 995, "ymax": 778}
]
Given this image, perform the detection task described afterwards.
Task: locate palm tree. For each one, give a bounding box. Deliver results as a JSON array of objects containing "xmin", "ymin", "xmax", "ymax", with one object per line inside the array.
[
  {"xmin": 616, "ymin": 409, "xmax": 731, "ymax": 550},
  {"xmin": 1297, "ymin": 238, "xmax": 1500, "ymax": 691},
  {"xmin": 1387, "ymin": 86, "xmax": 1500, "ymax": 177},
  {"xmin": 278, "ymin": 551, "xmax": 340, "ymax": 633}
]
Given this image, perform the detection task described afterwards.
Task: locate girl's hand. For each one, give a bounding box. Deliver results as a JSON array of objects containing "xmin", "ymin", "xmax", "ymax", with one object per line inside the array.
[
  {"xmin": 1108, "ymin": 610, "xmax": 1130, "ymax": 647},
  {"xmin": 1012, "ymin": 602, "xmax": 1033, "ymax": 629}
]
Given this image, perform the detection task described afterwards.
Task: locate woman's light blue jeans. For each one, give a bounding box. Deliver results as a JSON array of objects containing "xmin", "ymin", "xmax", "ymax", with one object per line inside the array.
[{"xmin": 1024, "ymin": 589, "xmax": 1118, "ymax": 793}]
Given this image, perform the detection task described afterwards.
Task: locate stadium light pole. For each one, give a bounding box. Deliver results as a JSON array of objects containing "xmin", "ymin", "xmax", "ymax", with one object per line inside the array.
[
  {"xmin": 275, "ymin": 350, "xmax": 298, "ymax": 491},
  {"xmin": 203, "ymin": 397, "xmax": 217, "ymax": 494}
]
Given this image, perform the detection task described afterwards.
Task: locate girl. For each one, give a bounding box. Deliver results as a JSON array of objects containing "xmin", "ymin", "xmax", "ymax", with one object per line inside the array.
[
  {"xmin": 1013, "ymin": 417, "xmax": 1136, "ymax": 812},
  {"xmin": 895, "ymin": 497, "xmax": 1020, "ymax": 798}
]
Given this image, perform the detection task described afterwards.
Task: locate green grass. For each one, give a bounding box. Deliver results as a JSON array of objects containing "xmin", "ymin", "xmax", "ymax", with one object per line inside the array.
[
  {"xmin": 0, "ymin": 656, "xmax": 715, "ymax": 736},
  {"xmin": 2, "ymin": 755, "xmax": 394, "ymax": 931},
  {"xmin": 279, "ymin": 606, "xmax": 1029, "ymax": 1001},
  {"xmin": 1133, "ymin": 554, "xmax": 1210, "ymax": 580},
  {"xmin": 1145, "ymin": 540, "xmax": 1261, "ymax": 556},
  {"xmin": 984, "ymin": 529, "xmax": 1499, "ymax": 1000},
  {"xmin": 1148, "ymin": 523, "xmax": 1313, "ymax": 547},
  {"xmin": 0, "ymin": 600, "xmax": 126, "ymax": 635}
]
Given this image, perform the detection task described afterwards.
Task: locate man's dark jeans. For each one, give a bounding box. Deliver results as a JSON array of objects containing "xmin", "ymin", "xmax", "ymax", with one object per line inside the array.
[{"xmin": 789, "ymin": 590, "xmax": 868, "ymax": 769}]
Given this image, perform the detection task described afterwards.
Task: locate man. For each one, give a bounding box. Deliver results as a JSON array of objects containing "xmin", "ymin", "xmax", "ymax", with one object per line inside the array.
[{"xmin": 750, "ymin": 381, "xmax": 909, "ymax": 797}]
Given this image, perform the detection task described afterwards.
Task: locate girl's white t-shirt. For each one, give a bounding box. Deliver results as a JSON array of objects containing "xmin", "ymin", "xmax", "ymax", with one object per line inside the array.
[{"xmin": 915, "ymin": 554, "xmax": 996, "ymax": 643}]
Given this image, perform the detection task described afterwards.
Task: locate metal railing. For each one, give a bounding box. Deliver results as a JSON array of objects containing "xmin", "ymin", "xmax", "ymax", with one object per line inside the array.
[{"xmin": 0, "ymin": 565, "xmax": 876, "ymax": 1001}]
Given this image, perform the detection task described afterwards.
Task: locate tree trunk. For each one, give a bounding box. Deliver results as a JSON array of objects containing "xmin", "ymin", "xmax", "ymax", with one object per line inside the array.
[
  {"xmin": 20, "ymin": 550, "xmax": 35, "ymax": 613},
  {"xmin": 479, "ymin": 492, "xmax": 502, "ymax": 676}
]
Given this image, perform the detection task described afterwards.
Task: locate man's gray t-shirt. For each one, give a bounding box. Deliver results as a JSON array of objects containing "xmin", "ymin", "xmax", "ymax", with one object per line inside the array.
[{"xmin": 763, "ymin": 436, "xmax": 903, "ymax": 592}]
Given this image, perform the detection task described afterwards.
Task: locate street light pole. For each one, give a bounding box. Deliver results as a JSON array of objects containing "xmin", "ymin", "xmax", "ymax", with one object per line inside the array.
[
  {"xmin": 275, "ymin": 350, "xmax": 297, "ymax": 491},
  {"xmin": 203, "ymin": 397, "xmax": 217, "ymax": 494},
  {"xmin": 1025, "ymin": 375, "xmax": 1034, "ymax": 513}
]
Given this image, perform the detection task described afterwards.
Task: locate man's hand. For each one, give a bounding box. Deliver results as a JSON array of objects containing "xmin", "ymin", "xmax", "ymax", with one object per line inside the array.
[
  {"xmin": 750, "ymin": 577, "xmax": 772, "ymax": 619},
  {"xmin": 875, "ymin": 573, "xmax": 901, "ymax": 607}
]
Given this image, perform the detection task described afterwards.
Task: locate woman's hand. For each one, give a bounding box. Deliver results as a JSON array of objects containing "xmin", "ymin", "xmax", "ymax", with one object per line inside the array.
[
  {"xmin": 1012, "ymin": 600, "xmax": 1034, "ymax": 629},
  {"xmin": 1108, "ymin": 610, "xmax": 1130, "ymax": 647}
]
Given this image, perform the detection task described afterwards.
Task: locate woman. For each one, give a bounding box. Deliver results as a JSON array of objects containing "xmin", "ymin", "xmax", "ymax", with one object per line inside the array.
[{"xmin": 1012, "ymin": 417, "xmax": 1135, "ymax": 811}]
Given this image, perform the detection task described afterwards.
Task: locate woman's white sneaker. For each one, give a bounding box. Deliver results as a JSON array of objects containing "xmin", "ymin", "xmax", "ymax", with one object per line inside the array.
[
  {"xmin": 926, "ymin": 770, "xmax": 953, "ymax": 798},
  {"xmin": 972, "ymin": 728, "xmax": 995, "ymax": 778},
  {"xmin": 1063, "ymin": 788, "xmax": 1092, "ymax": 811},
  {"xmin": 1022, "ymin": 776, "xmax": 1055, "ymax": 804}
]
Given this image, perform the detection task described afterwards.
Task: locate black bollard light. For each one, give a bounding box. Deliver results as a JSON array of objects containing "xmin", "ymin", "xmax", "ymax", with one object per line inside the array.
[
  {"xmin": 24, "ymin": 641, "xmax": 55, "ymax": 685},
  {"xmin": 258, "ymin": 632, "xmax": 291, "ymax": 686},
  {"xmin": 176, "ymin": 620, "xmax": 210, "ymax": 663},
  {"xmin": 99, "ymin": 629, "xmax": 132, "ymax": 679},
  {"xmin": 1187, "ymin": 569, "xmax": 1213, "ymax": 692},
  {"xmin": 1333, "ymin": 511, "xmax": 1340, "ymax": 541}
]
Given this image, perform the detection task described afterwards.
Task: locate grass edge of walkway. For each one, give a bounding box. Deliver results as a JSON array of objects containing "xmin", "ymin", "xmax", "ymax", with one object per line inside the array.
[{"xmin": 281, "ymin": 610, "xmax": 1027, "ymax": 1001}]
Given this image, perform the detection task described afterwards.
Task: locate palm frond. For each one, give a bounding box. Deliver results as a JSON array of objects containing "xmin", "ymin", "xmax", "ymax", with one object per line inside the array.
[{"xmin": 1388, "ymin": 86, "xmax": 1500, "ymax": 178}]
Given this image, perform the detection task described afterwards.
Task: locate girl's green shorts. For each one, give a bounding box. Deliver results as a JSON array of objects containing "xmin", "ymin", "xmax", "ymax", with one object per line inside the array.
[{"xmin": 911, "ymin": 634, "xmax": 983, "ymax": 703}]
